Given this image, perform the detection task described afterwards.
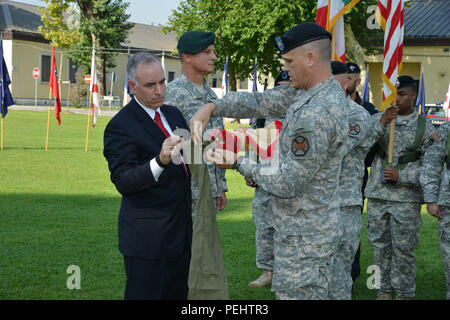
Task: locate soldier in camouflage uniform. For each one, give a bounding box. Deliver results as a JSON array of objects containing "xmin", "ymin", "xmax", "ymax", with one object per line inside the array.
[
  {"xmin": 420, "ymin": 121, "xmax": 450, "ymax": 299},
  {"xmin": 328, "ymin": 61, "xmax": 385, "ymax": 300},
  {"xmin": 365, "ymin": 75, "xmax": 441, "ymax": 300},
  {"xmin": 165, "ymin": 31, "xmax": 228, "ymax": 221},
  {"xmin": 190, "ymin": 22, "xmax": 349, "ymax": 300},
  {"xmin": 247, "ymin": 72, "xmax": 290, "ymax": 288}
]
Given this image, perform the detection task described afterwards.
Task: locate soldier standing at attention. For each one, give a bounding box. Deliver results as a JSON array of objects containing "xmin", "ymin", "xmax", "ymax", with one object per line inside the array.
[
  {"xmin": 420, "ymin": 121, "xmax": 450, "ymax": 300},
  {"xmin": 328, "ymin": 61, "xmax": 385, "ymax": 300},
  {"xmin": 190, "ymin": 22, "xmax": 349, "ymax": 300},
  {"xmin": 165, "ymin": 31, "xmax": 228, "ymax": 220},
  {"xmin": 365, "ymin": 75, "xmax": 441, "ymax": 300}
]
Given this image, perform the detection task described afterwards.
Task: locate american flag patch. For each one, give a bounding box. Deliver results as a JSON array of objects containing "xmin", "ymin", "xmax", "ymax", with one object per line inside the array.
[{"xmin": 432, "ymin": 130, "xmax": 440, "ymax": 141}]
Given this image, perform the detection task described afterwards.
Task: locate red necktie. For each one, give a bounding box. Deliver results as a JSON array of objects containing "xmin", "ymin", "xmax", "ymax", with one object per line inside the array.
[{"xmin": 154, "ymin": 111, "xmax": 188, "ymax": 177}]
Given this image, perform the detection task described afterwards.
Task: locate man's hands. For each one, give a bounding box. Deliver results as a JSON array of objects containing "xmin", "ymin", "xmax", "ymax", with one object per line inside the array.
[
  {"xmin": 190, "ymin": 102, "xmax": 215, "ymax": 145},
  {"xmin": 215, "ymin": 191, "xmax": 227, "ymax": 211},
  {"xmin": 159, "ymin": 135, "xmax": 184, "ymax": 166},
  {"xmin": 380, "ymin": 105, "xmax": 399, "ymax": 127},
  {"xmin": 205, "ymin": 148, "xmax": 238, "ymax": 169},
  {"xmin": 426, "ymin": 203, "xmax": 442, "ymax": 219},
  {"xmin": 383, "ymin": 167, "xmax": 399, "ymax": 182}
]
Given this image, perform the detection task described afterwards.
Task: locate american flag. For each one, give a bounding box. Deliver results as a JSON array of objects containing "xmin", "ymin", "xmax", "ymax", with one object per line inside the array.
[{"xmin": 377, "ymin": 0, "xmax": 404, "ymax": 111}]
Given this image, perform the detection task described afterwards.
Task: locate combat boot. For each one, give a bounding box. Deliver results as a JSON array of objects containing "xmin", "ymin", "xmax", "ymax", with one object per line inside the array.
[
  {"xmin": 248, "ymin": 270, "xmax": 272, "ymax": 288},
  {"xmin": 376, "ymin": 292, "xmax": 392, "ymax": 300}
]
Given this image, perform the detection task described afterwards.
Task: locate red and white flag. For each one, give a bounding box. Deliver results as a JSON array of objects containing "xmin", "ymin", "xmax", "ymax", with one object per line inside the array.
[
  {"xmin": 444, "ymin": 81, "xmax": 450, "ymax": 121},
  {"xmin": 316, "ymin": 0, "xmax": 360, "ymax": 63},
  {"xmin": 49, "ymin": 45, "xmax": 61, "ymax": 125},
  {"xmin": 89, "ymin": 44, "xmax": 100, "ymax": 127},
  {"xmin": 377, "ymin": 0, "xmax": 404, "ymax": 111}
]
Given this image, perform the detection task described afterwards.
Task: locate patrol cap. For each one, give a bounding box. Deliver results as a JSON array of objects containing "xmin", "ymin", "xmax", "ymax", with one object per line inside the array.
[
  {"xmin": 177, "ymin": 30, "xmax": 216, "ymax": 54},
  {"xmin": 396, "ymin": 75, "xmax": 416, "ymax": 90},
  {"xmin": 274, "ymin": 71, "xmax": 290, "ymax": 86},
  {"xmin": 331, "ymin": 61, "xmax": 348, "ymax": 75},
  {"xmin": 275, "ymin": 22, "xmax": 331, "ymax": 54},
  {"xmin": 346, "ymin": 62, "xmax": 361, "ymax": 74}
]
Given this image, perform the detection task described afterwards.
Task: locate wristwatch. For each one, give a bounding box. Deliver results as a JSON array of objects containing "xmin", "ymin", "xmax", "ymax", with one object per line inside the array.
[{"xmin": 155, "ymin": 155, "xmax": 168, "ymax": 168}]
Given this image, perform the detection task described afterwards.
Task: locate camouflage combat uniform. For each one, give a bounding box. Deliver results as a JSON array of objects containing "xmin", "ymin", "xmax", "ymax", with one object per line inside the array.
[
  {"xmin": 165, "ymin": 74, "xmax": 228, "ymax": 220},
  {"xmin": 365, "ymin": 110, "xmax": 439, "ymax": 298},
  {"xmin": 212, "ymin": 77, "xmax": 349, "ymax": 300},
  {"xmin": 250, "ymin": 118, "xmax": 282, "ymax": 271},
  {"xmin": 329, "ymin": 99, "xmax": 384, "ymax": 300},
  {"xmin": 420, "ymin": 122, "xmax": 450, "ymax": 299}
]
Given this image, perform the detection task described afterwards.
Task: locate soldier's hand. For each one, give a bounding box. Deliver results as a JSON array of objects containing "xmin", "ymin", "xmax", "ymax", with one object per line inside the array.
[
  {"xmin": 190, "ymin": 102, "xmax": 215, "ymax": 146},
  {"xmin": 383, "ymin": 167, "xmax": 399, "ymax": 182},
  {"xmin": 380, "ymin": 105, "xmax": 399, "ymax": 127},
  {"xmin": 215, "ymin": 191, "xmax": 227, "ymax": 211},
  {"xmin": 205, "ymin": 148, "xmax": 237, "ymax": 169},
  {"xmin": 426, "ymin": 203, "xmax": 442, "ymax": 219},
  {"xmin": 245, "ymin": 177, "xmax": 258, "ymax": 188},
  {"xmin": 159, "ymin": 135, "xmax": 183, "ymax": 165}
]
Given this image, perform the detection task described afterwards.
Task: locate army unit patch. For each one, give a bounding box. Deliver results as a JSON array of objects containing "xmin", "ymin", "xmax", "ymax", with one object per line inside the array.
[
  {"xmin": 349, "ymin": 123, "xmax": 361, "ymax": 136},
  {"xmin": 291, "ymin": 135, "xmax": 309, "ymax": 156}
]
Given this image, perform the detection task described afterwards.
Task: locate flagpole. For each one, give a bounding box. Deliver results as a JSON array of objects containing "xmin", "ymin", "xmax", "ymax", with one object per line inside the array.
[
  {"xmin": 1, "ymin": 117, "xmax": 4, "ymax": 150},
  {"xmin": 85, "ymin": 92, "xmax": 91, "ymax": 152}
]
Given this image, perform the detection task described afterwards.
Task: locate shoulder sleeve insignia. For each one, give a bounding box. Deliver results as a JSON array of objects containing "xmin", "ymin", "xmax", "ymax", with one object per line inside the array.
[
  {"xmin": 349, "ymin": 123, "xmax": 361, "ymax": 136},
  {"xmin": 291, "ymin": 135, "xmax": 309, "ymax": 156}
]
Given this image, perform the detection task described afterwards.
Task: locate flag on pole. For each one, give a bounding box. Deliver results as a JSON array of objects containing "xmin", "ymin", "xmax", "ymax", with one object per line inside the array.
[
  {"xmin": 89, "ymin": 44, "xmax": 100, "ymax": 127},
  {"xmin": 49, "ymin": 45, "xmax": 61, "ymax": 124},
  {"xmin": 316, "ymin": 0, "xmax": 360, "ymax": 63},
  {"xmin": 443, "ymin": 81, "xmax": 450, "ymax": 121},
  {"xmin": 1, "ymin": 38, "xmax": 14, "ymax": 118},
  {"xmin": 416, "ymin": 70, "xmax": 426, "ymax": 116},
  {"xmin": 220, "ymin": 56, "xmax": 228, "ymax": 98},
  {"xmin": 361, "ymin": 66, "xmax": 370, "ymax": 102},
  {"xmin": 161, "ymin": 51, "xmax": 167, "ymax": 84},
  {"xmin": 123, "ymin": 47, "xmax": 133, "ymax": 107},
  {"xmin": 377, "ymin": 0, "xmax": 405, "ymax": 111},
  {"xmin": 252, "ymin": 57, "xmax": 258, "ymax": 92}
]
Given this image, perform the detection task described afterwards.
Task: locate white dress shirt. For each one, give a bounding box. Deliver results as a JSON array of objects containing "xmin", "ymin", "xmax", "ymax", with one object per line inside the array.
[{"xmin": 135, "ymin": 97, "xmax": 174, "ymax": 181}]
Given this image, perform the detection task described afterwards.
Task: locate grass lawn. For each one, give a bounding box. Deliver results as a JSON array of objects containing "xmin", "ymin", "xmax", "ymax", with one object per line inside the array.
[{"xmin": 0, "ymin": 109, "xmax": 446, "ymax": 300}]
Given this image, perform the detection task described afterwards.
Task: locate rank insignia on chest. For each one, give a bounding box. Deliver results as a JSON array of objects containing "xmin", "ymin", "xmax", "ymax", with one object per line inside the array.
[
  {"xmin": 349, "ymin": 123, "xmax": 361, "ymax": 136},
  {"xmin": 291, "ymin": 135, "xmax": 309, "ymax": 156}
]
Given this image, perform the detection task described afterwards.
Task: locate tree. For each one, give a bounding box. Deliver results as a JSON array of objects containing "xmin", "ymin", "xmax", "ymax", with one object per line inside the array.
[
  {"xmin": 164, "ymin": 0, "xmax": 382, "ymax": 90},
  {"xmin": 40, "ymin": 0, "xmax": 134, "ymax": 96}
]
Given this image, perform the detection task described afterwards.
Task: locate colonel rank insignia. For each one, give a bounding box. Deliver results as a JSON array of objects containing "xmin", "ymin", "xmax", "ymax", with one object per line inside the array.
[
  {"xmin": 292, "ymin": 135, "xmax": 309, "ymax": 156},
  {"xmin": 349, "ymin": 123, "xmax": 361, "ymax": 136}
]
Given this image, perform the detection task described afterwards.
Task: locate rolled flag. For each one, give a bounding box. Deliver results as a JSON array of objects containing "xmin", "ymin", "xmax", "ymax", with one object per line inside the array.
[
  {"xmin": 123, "ymin": 47, "xmax": 133, "ymax": 107},
  {"xmin": 361, "ymin": 66, "xmax": 370, "ymax": 102},
  {"xmin": 220, "ymin": 56, "xmax": 228, "ymax": 98},
  {"xmin": 444, "ymin": 81, "xmax": 450, "ymax": 121},
  {"xmin": 49, "ymin": 45, "xmax": 62, "ymax": 124},
  {"xmin": 0, "ymin": 39, "xmax": 14, "ymax": 118},
  {"xmin": 89, "ymin": 44, "xmax": 100, "ymax": 127},
  {"xmin": 416, "ymin": 70, "xmax": 425, "ymax": 116}
]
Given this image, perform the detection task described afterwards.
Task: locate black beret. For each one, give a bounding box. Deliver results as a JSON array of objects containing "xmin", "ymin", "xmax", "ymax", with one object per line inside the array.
[
  {"xmin": 331, "ymin": 61, "xmax": 348, "ymax": 75},
  {"xmin": 177, "ymin": 30, "xmax": 216, "ymax": 54},
  {"xmin": 396, "ymin": 75, "xmax": 416, "ymax": 89},
  {"xmin": 346, "ymin": 62, "xmax": 361, "ymax": 74},
  {"xmin": 275, "ymin": 71, "xmax": 290, "ymax": 86},
  {"xmin": 275, "ymin": 22, "xmax": 331, "ymax": 54}
]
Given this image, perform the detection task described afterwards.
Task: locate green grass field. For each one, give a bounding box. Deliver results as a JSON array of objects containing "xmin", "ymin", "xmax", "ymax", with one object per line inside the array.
[{"xmin": 0, "ymin": 109, "xmax": 446, "ymax": 299}]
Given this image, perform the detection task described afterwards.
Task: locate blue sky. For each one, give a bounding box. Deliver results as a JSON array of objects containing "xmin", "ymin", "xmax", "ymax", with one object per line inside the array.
[{"xmin": 13, "ymin": 0, "xmax": 181, "ymax": 26}]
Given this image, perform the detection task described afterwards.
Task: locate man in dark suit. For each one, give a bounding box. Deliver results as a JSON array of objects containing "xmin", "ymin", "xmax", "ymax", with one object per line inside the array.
[{"xmin": 103, "ymin": 52, "xmax": 192, "ymax": 300}]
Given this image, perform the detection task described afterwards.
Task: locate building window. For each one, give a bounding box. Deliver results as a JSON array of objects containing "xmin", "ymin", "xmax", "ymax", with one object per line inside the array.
[
  {"xmin": 68, "ymin": 59, "xmax": 78, "ymax": 84},
  {"xmin": 41, "ymin": 54, "xmax": 51, "ymax": 82},
  {"xmin": 168, "ymin": 71, "xmax": 176, "ymax": 83},
  {"xmin": 211, "ymin": 78, "xmax": 217, "ymax": 88}
]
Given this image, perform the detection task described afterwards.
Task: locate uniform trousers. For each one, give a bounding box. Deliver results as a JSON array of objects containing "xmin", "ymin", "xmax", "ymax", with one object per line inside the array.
[
  {"xmin": 366, "ymin": 198, "xmax": 422, "ymax": 298},
  {"xmin": 438, "ymin": 206, "xmax": 450, "ymax": 299},
  {"xmin": 252, "ymin": 186, "xmax": 274, "ymax": 270}
]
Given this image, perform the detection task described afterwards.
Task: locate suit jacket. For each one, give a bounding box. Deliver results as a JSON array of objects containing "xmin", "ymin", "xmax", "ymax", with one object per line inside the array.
[{"xmin": 103, "ymin": 98, "xmax": 192, "ymax": 259}]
